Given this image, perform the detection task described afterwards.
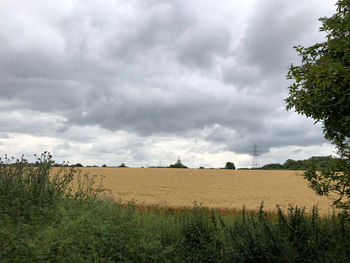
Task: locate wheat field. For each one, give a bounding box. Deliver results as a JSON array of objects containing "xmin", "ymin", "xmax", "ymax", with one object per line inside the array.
[{"xmin": 77, "ymin": 167, "xmax": 335, "ymax": 215}]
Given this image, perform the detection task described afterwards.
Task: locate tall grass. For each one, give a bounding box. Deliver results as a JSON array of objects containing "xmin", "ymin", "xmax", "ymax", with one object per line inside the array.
[{"xmin": 0, "ymin": 154, "xmax": 349, "ymax": 262}]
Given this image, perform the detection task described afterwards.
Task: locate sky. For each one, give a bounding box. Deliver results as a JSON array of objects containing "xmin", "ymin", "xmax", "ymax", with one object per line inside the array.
[{"xmin": 0, "ymin": 0, "xmax": 338, "ymax": 168}]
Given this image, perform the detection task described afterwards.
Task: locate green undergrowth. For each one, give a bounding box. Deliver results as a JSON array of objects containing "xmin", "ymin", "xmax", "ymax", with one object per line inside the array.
[{"xmin": 1, "ymin": 153, "xmax": 349, "ymax": 262}]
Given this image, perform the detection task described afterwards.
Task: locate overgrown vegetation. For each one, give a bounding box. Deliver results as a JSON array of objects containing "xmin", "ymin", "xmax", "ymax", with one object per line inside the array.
[
  {"xmin": 286, "ymin": 0, "xmax": 350, "ymax": 215},
  {"xmin": 0, "ymin": 154, "xmax": 349, "ymax": 262}
]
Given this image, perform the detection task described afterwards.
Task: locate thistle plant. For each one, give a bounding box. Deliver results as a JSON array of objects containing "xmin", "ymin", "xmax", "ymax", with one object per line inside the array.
[{"xmin": 0, "ymin": 152, "xmax": 75, "ymax": 222}]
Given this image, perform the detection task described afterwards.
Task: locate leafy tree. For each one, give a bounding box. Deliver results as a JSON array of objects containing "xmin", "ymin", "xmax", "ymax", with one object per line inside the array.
[
  {"xmin": 224, "ymin": 162, "xmax": 236, "ymax": 170},
  {"xmin": 101, "ymin": 164, "xmax": 107, "ymax": 168},
  {"xmin": 307, "ymin": 156, "xmax": 335, "ymax": 169},
  {"xmin": 74, "ymin": 163, "xmax": 84, "ymax": 167},
  {"xmin": 286, "ymin": 0, "xmax": 350, "ymax": 214},
  {"xmin": 283, "ymin": 159, "xmax": 305, "ymax": 170},
  {"xmin": 118, "ymin": 163, "xmax": 126, "ymax": 168},
  {"xmin": 169, "ymin": 158, "xmax": 188, "ymax": 168}
]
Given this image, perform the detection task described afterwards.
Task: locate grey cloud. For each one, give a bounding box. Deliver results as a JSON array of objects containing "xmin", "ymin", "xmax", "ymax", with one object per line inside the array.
[
  {"xmin": 108, "ymin": 2, "xmax": 194, "ymax": 61},
  {"xmin": 0, "ymin": 75, "xmax": 86, "ymax": 113},
  {"xmin": 203, "ymin": 117, "xmax": 327, "ymax": 155},
  {"xmin": 243, "ymin": 2, "xmax": 315, "ymax": 75},
  {"xmin": 66, "ymin": 87, "xmax": 276, "ymax": 139},
  {"xmin": 223, "ymin": 65, "xmax": 260, "ymax": 88},
  {"xmin": 0, "ymin": 133, "xmax": 9, "ymax": 138},
  {"xmin": 177, "ymin": 27, "xmax": 231, "ymax": 69},
  {"xmin": 0, "ymin": 0, "xmax": 334, "ymax": 160},
  {"xmin": 56, "ymin": 143, "xmax": 71, "ymax": 150},
  {"xmin": 223, "ymin": 0, "xmax": 324, "ymax": 88},
  {"xmin": 0, "ymin": 110, "xmax": 65, "ymax": 136}
]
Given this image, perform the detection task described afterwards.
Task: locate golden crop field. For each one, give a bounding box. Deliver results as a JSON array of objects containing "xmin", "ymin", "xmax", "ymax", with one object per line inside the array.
[{"xmin": 77, "ymin": 167, "xmax": 335, "ymax": 215}]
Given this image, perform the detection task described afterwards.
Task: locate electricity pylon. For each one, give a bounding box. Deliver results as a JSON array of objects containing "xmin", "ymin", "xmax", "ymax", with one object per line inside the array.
[{"xmin": 252, "ymin": 143, "xmax": 259, "ymax": 169}]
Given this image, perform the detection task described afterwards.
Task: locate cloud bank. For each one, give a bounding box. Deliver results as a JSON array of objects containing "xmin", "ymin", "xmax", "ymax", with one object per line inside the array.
[{"xmin": 0, "ymin": 0, "xmax": 337, "ymax": 167}]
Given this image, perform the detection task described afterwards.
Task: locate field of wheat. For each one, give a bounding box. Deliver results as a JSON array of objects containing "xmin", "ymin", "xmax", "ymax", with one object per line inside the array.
[{"xmin": 77, "ymin": 167, "xmax": 335, "ymax": 215}]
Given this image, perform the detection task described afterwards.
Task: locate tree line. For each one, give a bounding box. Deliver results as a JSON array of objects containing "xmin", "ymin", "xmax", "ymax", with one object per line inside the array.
[{"xmin": 260, "ymin": 156, "xmax": 334, "ymax": 170}]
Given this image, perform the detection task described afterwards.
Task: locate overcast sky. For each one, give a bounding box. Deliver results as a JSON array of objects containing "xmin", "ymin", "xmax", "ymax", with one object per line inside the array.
[{"xmin": 0, "ymin": 0, "xmax": 337, "ymax": 167}]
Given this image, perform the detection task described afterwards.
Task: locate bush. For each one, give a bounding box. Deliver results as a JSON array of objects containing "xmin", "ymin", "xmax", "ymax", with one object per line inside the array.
[
  {"xmin": 178, "ymin": 207, "xmax": 222, "ymax": 262},
  {"xmin": 0, "ymin": 152, "xmax": 74, "ymax": 223}
]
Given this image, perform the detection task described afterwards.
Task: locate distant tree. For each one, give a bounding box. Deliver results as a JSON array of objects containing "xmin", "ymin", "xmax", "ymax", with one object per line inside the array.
[
  {"xmin": 199, "ymin": 166, "xmax": 205, "ymax": 169},
  {"xmin": 224, "ymin": 162, "xmax": 236, "ymax": 170},
  {"xmin": 118, "ymin": 163, "xmax": 127, "ymax": 168},
  {"xmin": 169, "ymin": 158, "xmax": 188, "ymax": 168},
  {"xmin": 261, "ymin": 156, "xmax": 334, "ymax": 170},
  {"xmin": 305, "ymin": 156, "xmax": 335, "ymax": 170},
  {"xmin": 74, "ymin": 163, "xmax": 83, "ymax": 167},
  {"xmin": 283, "ymin": 159, "xmax": 305, "ymax": 170},
  {"xmin": 102, "ymin": 164, "xmax": 107, "ymax": 168},
  {"xmin": 286, "ymin": 0, "xmax": 350, "ymax": 214},
  {"xmin": 261, "ymin": 163, "xmax": 284, "ymax": 170}
]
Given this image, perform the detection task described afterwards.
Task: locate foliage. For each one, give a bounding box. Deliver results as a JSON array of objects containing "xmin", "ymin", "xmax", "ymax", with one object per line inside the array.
[
  {"xmin": 178, "ymin": 207, "xmax": 222, "ymax": 262},
  {"xmin": 101, "ymin": 164, "xmax": 107, "ymax": 167},
  {"xmin": 261, "ymin": 163, "xmax": 284, "ymax": 170},
  {"xmin": 0, "ymin": 152, "xmax": 74, "ymax": 223},
  {"xmin": 304, "ymin": 158, "xmax": 350, "ymax": 212},
  {"xmin": 286, "ymin": 0, "xmax": 350, "ymax": 214},
  {"xmin": 261, "ymin": 156, "xmax": 334, "ymax": 170},
  {"xmin": 285, "ymin": 0, "xmax": 350, "ymax": 148},
  {"xmin": 169, "ymin": 158, "xmax": 188, "ymax": 168},
  {"xmin": 224, "ymin": 162, "xmax": 236, "ymax": 170},
  {"xmin": 0, "ymin": 154, "xmax": 349, "ymax": 262},
  {"xmin": 118, "ymin": 163, "xmax": 127, "ymax": 168}
]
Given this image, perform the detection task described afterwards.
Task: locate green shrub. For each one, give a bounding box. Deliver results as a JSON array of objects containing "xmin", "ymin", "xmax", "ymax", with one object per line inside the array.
[
  {"xmin": 0, "ymin": 152, "xmax": 74, "ymax": 223},
  {"xmin": 178, "ymin": 207, "xmax": 222, "ymax": 262}
]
